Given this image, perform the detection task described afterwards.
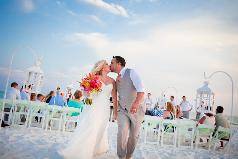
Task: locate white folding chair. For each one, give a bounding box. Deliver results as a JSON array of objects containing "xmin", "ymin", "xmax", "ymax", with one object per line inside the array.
[
  {"xmin": 177, "ymin": 119, "xmax": 196, "ymax": 149},
  {"xmin": 161, "ymin": 119, "xmax": 177, "ymax": 147},
  {"xmin": 212, "ymin": 126, "xmax": 230, "ymax": 151},
  {"xmin": 195, "ymin": 124, "xmax": 214, "ymax": 150},
  {"xmin": 11, "ymin": 100, "xmax": 30, "ymax": 127},
  {"xmin": 62, "ymin": 107, "xmax": 81, "ymax": 132},
  {"xmin": 28, "ymin": 102, "xmax": 48, "ymax": 129},
  {"xmin": 143, "ymin": 115, "xmax": 162, "ymax": 145},
  {"xmin": 46, "ymin": 105, "xmax": 64, "ymax": 131},
  {"xmin": 0, "ymin": 99, "xmax": 15, "ymax": 127}
]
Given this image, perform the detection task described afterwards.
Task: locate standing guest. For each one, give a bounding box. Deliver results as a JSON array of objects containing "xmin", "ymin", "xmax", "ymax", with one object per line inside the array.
[
  {"xmin": 196, "ymin": 101, "xmax": 206, "ymax": 120},
  {"xmin": 180, "ymin": 96, "xmax": 192, "ymax": 119},
  {"xmin": 20, "ymin": 85, "xmax": 30, "ymax": 100},
  {"xmin": 30, "ymin": 93, "xmax": 36, "ymax": 101},
  {"xmin": 163, "ymin": 102, "xmax": 175, "ymax": 120},
  {"xmin": 45, "ymin": 91, "xmax": 55, "ymax": 103},
  {"xmin": 66, "ymin": 88, "xmax": 72, "ymax": 104},
  {"xmin": 170, "ymin": 96, "xmax": 177, "ymax": 107},
  {"xmin": 26, "ymin": 84, "xmax": 32, "ymax": 96},
  {"xmin": 68, "ymin": 90, "xmax": 84, "ymax": 116},
  {"xmin": 144, "ymin": 93, "xmax": 154, "ymax": 115},
  {"xmin": 49, "ymin": 87, "xmax": 65, "ymax": 106}
]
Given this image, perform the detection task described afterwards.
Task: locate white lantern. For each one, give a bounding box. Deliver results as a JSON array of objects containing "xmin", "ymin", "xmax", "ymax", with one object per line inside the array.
[{"xmin": 196, "ymin": 81, "xmax": 215, "ymax": 111}]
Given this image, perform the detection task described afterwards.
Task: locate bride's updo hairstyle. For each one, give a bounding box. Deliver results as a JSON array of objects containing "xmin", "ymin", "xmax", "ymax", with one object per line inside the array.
[{"xmin": 91, "ymin": 60, "xmax": 107, "ymax": 75}]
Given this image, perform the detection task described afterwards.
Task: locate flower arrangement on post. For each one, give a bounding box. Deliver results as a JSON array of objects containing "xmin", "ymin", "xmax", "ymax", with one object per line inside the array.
[{"xmin": 79, "ymin": 73, "xmax": 103, "ymax": 105}]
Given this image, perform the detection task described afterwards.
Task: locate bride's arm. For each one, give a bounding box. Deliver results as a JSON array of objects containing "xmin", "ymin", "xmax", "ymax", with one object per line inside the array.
[{"xmin": 110, "ymin": 78, "xmax": 118, "ymax": 120}]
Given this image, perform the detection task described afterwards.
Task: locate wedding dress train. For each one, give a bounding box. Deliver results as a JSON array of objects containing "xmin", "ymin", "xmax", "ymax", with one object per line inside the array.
[{"xmin": 59, "ymin": 84, "xmax": 112, "ymax": 159}]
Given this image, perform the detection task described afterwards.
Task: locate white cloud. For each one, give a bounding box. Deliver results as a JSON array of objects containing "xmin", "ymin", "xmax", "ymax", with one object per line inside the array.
[
  {"xmin": 20, "ymin": 0, "xmax": 35, "ymax": 13},
  {"xmin": 67, "ymin": 10, "xmax": 79, "ymax": 17},
  {"xmin": 79, "ymin": 0, "xmax": 129, "ymax": 17},
  {"xmin": 64, "ymin": 15, "xmax": 238, "ymax": 116},
  {"xmin": 65, "ymin": 32, "xmax": 109, "ymax": 49},
  {"xmin": 89, "ymin": 15, "xmax": 104, "ymax": 25}
]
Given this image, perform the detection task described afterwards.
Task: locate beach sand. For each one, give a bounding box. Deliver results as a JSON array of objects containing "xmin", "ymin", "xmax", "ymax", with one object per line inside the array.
[{"xmin": 0, "ymin": 122, "xmax": 237, "ymax": 159}]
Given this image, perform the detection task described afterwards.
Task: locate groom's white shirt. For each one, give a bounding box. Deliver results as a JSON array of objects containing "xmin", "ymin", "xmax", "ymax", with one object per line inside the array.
[{"xmin": 119, "ymin": 67, "xmax": 144, "ymax": 93}]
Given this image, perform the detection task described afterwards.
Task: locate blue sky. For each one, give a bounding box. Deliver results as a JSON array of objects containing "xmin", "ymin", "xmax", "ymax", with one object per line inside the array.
[{"xmin": 0, "ymin": 0, "xmax": 238, "ymax": 116}]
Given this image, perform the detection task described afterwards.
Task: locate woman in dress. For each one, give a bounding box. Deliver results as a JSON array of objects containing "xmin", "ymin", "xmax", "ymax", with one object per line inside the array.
[
  {"xmin": 59, "ymin": 60, "xmax": 117, "ymax": 159},
  {"xmin": 163, "ymin": 102, "xmax": 175, "ymax": 120}
]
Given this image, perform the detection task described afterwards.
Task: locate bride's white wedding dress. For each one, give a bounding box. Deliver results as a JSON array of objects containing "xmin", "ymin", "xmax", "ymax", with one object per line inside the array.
[{"xmin": 60, "ymin": 83, "xmax": 112, "ymax": 159}]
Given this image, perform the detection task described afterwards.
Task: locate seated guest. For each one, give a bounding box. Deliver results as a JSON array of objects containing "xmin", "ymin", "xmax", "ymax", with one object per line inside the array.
[
  {"xmin": 175, "ymin": 105, "xmax": 183, "ymax": 119},
  {"xmin": 197, "ymin": 110, "xmax": 215, "ymax": 126},
  {"xmin": 215, "ymin": 106, "xmax": 230, "ymax": 131},
  {"xmin": 163, "ymin": 102, "xmax": 175, "ymax": 120},
  {"xmin": 150, "ymin": 105, "xmax": 163, "ymax": 117},
  {"xmin": 67, "ymin": 90, "xmax": 84, "ymax": 116},
  {"xmin": 2, "ymin": 82, "xmax": 21, "ymax": 127},
  {"xmin": 36, "ymin": 94, "xmax": 44, "ymax": 102},
  {"xmin": 45, "ymin": 91, "xmax": 55, "ymax": 103},
  {"xmin": 214, "ymin": 106, "xmax": 230, "ymax": 147},
  {"xmin": 170, "ymin": 96, "xmax": 183, "ymax": 118},
  {"xmin": 30, "ymin": 93, "xmax": 36, "ymax": 101},
  {"xmin": 6, "ymin": 82, "xmax": 21, "ymax": 100}
]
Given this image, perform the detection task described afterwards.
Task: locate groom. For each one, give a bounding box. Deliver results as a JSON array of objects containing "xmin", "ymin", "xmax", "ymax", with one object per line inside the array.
[{"xmin": 110, "ymin": 56, "xmax": 145, "ymax": 159}]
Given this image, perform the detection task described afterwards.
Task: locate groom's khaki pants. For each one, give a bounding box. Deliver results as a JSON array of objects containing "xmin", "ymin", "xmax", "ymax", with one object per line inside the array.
[{"xmin": 117, "ymin": 108, "xmax": 144, "ymax": 159}]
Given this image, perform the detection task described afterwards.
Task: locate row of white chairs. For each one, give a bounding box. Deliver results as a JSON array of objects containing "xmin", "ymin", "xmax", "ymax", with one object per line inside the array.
[
  {"xmin": 0, "ymin": 99, "xmax": 81, "ymax": 132},
  {"xmin": 142, "ymin": 115, "xmax": 231, "ymax": 151}
]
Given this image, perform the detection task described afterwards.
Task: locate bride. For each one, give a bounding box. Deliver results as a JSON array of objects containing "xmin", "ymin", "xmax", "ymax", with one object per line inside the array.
[{"xmin": 59, "ymin": 60, "xmax": 117, "ymax": 159}]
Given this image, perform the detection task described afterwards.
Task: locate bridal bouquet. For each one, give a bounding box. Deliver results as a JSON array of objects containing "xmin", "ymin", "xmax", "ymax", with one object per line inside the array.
[{"xmin": 79, "ymin": 73, "xmax": 103, "ymax": 105}]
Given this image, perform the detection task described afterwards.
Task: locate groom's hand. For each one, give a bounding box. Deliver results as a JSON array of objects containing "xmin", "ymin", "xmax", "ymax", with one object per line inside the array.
[{"xmin": 130, "ymin": 102, "xmax": 139, "ymax": 114}]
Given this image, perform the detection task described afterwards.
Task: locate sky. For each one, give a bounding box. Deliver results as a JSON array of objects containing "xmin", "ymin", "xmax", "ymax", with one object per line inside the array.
[{"xmin": 0, "ymin": 0, "xmax": 238, "ymax": 116}]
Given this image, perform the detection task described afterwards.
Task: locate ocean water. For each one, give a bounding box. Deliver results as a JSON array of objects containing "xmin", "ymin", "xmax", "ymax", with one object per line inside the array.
[{"xmin": 0, "ymin": 90, "xmax": 4, "ymax": 99}]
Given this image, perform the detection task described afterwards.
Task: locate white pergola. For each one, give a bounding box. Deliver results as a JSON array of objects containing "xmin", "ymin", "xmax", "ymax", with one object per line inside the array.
[
  {"xmin": 26, "ymin": 58, "xmax": 44, "ymax": 94},
  {"xmin": 196, "ymin": 81, "xmax": 215, "ymax": 112}
]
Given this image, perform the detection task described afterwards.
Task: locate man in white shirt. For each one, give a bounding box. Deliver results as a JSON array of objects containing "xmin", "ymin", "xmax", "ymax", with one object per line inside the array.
[
  {"xmin": 110, "ymin": 56, "xmax": 145, "ymax": 159},
  {"xmin": 180, "ymin": 96, "xmax": 192, "ymax": 119},
  {"xmin": 170, "ymin": 96, "xmax": 177, "ymax": 107},
  {"xmin": 144, "ymin": 93, "xmax": 154, "ymax": 114},
  {"xmin": 2, "ymin": 82, "xmax": 21, "ymax": 127},
  {"xmin": 6, "ymin": 82, "xmax": 21, "ymax": 100}
]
